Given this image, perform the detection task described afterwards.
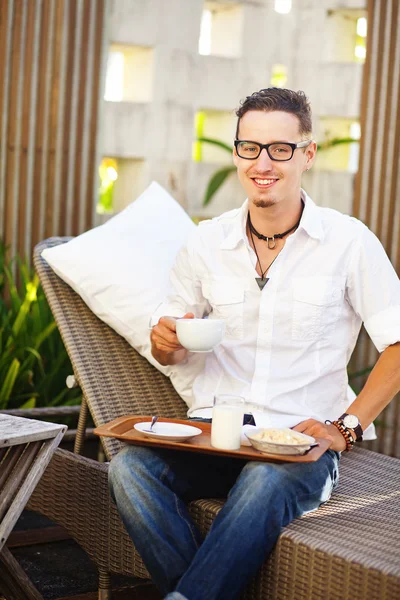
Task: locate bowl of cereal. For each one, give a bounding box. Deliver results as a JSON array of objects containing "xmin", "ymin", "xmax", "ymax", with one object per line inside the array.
[{"xmin": 245, "ymin": 427, "xmax": 316, "ymax": 456}]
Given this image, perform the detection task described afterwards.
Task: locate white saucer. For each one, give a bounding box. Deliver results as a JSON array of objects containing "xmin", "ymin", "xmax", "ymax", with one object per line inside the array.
[{"xmin": 134, "ymin": 421, "xmax": 203, "ymax": 442}]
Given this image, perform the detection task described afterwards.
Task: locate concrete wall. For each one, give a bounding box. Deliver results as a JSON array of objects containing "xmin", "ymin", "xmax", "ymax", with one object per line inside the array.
[{"xmin": 101, "ymin": 0, "xmax": 366, "ymax": 217}]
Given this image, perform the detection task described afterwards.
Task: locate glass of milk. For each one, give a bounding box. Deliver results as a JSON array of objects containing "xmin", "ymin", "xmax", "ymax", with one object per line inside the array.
[{"xmin": 211, "ymin": 395, "xmax": 245, "ymax": 450}]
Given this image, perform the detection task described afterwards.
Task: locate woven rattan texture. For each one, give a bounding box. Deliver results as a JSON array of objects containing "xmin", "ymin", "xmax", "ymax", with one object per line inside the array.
[
  {"xmin": 28, "ymin": 448, "xmax": 149, "ymax": 578},
  {"xmin": 187, "ymin": 449, "xmax": 400, "ymax": 600},
  {"xmin": 28, "ymin": 446, "xmax": 400, "ymax": 599},
  {"xmin": 30, "ymin": 238, "xmax": 400, "ymax": 599},
  {"xmin": 33, "ymin": 238, "xmax": 187, "ymax": 460}
]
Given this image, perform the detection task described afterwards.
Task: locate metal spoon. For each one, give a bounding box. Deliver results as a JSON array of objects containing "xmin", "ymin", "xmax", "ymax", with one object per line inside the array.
[{"xmin": 143, "ymin": 415, "xmax": 158, "ymax": 432}]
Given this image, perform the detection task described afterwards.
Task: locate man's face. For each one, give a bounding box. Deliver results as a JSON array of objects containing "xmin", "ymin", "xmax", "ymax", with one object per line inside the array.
[{"xmin": 233, "ymin": 110, "xmax": 316, "ymax": 209}]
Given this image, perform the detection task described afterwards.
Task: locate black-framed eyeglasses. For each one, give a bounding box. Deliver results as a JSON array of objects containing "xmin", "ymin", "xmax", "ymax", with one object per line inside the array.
[{"xmin": 234, "ymin": 139, "xmax": 312, "ymax": 161}]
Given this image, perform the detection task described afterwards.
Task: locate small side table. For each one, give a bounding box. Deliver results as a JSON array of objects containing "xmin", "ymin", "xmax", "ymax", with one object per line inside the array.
[{"xmin": 0, "ymin": 414, "xmax": 66, "ymax": 600}]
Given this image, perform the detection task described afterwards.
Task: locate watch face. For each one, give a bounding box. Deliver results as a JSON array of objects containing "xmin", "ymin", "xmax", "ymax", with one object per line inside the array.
[{"xmin": 343, "ymin": 414, "xmax": 359, "ymax": 429}]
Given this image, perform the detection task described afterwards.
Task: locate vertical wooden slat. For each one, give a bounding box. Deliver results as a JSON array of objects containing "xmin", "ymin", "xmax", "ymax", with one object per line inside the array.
[
  {"xmin": 65, "ymin": 0, "xmax": 83, "ymax": 236},
  {"xmin": 31, "ymin": 0, "xmax": 50, "ymax": 249},
  {"xmin": 51, "ymin": 0, "xmax": 68, "ymax": 236},
  {"xmin": 353, "ymin": 0, "xmax": 377, "ymax": 223},
  {"xmin": 17, "ymin": 0, "xmax": 36, "ymax": 262},
  {"xmin": 58, "ymin": 0, "xmax": 77, "ymax": 234},
  {"xmin": 381, "ymin": 0, "xmax": 400, "ymax": 256},
  {"xmin": 0, "ymin": 0, "xmax": 13, "ymax": 240},
  {"xmin": 77, "ymin": 0, "xmax": 95, "ymax": 234},
  {"xmin": 4, "ymin": 0, "xmax": 26, "ymax": 260},
  {"xmin": 352, "ymin": 0, "xmax": 371, "ymax": 221},
  {"xmin": 375, "ymin": 3, "xmax": 394, "ymax": 246},
  {"xmin": 38, "ymin": 0, "xmax": 56, "ymax": 247},
  {"xmin": 86, "ymin": 0, "xmax": 106, "ymax": 231},
  {"xmin": 24, "ymin": 0, "xmax": 42, "ymax": 258},
  {"xmin": 391, "ymin": 8, "xmax": 400, "ymax": 271},
  {"xmin": 72, "ymin": 0, "xmax": 91, "ymax": 236},
  {"xmin": 44, "ymin": 0, "xmax": 65, "ymax": 239},
  {"xmin": 366, "ymin": 1, "xmax": 386, "ymax": 228},
  {"xmin": 367, "ymin": 1, "xmax": 387, "ymax": 233}
]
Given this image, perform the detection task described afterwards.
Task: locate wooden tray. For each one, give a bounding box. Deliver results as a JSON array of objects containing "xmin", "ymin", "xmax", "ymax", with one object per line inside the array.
[{"xmin": 94, "ymin": 416, "xmax": 331, "ymax": 463}]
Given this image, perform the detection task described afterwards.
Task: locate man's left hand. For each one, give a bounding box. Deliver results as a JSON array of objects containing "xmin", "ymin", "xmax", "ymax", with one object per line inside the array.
[{"xmin": 292, "ymin": 419, "xmax": 346, "ymax": 452}]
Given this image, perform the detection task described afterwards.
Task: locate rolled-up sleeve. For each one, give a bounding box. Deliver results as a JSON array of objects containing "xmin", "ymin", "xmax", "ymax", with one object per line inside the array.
[
  {"xmin": 150, "ymin": 238, "xmax": 210, "ymax": 327},
  {"xmin": 346, "ymin": 223, "xmax": 400, "ymax": 352}
]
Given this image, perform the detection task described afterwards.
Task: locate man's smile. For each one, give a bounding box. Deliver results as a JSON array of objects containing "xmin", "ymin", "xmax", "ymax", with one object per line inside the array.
[{"xmin": 250, "ymin": 177, "xmax": 279, "ymax": 189}]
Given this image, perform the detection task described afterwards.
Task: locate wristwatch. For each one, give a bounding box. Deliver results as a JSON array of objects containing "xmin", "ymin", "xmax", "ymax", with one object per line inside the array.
[{"xmin": 339, "ymin": 413, "xmax": 363, "ymax": 442}]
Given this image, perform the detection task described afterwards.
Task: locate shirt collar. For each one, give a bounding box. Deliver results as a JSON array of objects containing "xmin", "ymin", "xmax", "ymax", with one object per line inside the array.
[
  {"xmin": 220, "ymin": 189, "xmax": 324, "ymax": 250},
  {"xmin": 298, "ymin": 189, "xmax": 325, "ymax": 242},
  {"xmin": 219, "ymin": 200, "xmax": 249, "ymax": 250}
]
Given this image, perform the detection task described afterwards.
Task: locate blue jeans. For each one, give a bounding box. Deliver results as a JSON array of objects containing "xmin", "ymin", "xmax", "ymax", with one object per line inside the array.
[{"xmin": 108, "ymin": 445, "xmax": 339, "ymax": 600}]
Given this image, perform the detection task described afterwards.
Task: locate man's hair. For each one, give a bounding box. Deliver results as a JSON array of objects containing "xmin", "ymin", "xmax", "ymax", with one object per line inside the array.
[{"xmin": 235, "ymin": 88, "xmax": 312, "ymax": 139}]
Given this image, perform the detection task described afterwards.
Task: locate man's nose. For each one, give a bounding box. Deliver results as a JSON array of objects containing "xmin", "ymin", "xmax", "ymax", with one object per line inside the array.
[{"xmin": 254, "ymin": 148, "xmax": 274, "ymax": 170}]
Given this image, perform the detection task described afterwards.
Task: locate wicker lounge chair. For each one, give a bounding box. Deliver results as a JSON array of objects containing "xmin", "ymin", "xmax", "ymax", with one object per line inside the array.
[{"xmin": 28, "ymin": 238, "xmax": 400, "ymax": 600}]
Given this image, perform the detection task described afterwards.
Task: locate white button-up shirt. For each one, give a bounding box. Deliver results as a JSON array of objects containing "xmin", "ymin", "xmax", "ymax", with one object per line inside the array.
[{"xmin": 152, "ymin": 191, "xmax": 400, "ymax": 439}]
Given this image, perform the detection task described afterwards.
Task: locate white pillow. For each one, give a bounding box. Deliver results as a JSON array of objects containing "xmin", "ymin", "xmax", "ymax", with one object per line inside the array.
[{"xmin": 42, "ymin": 181, "xmax": 204, "ymax": 408}]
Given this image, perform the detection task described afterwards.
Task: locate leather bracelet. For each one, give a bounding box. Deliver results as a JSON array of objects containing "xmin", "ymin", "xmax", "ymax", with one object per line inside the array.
[{"xmin": 325, "ymin": 419, "xmax": 355, "ymax": 452}]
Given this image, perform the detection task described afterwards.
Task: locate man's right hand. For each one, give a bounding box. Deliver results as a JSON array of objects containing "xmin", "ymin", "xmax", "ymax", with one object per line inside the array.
[{"xmin": 150, "ymin": 312, "xmax": 195, "ymax": 366}]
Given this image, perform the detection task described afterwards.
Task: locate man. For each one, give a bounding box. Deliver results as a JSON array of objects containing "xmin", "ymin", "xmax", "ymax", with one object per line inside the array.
[{"xmin": 109, "ymin": 88, "xmax": 400, "ymax": 600}]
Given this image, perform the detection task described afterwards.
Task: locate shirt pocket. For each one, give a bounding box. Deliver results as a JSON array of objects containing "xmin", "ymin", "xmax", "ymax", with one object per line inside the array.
[
  {"xmin": 292, "ymin": 276, "xmax": 345, "ymax": 341},
  {"xmin": 205, "ymin": 279, "xmax": 245, "ymax": 340}
]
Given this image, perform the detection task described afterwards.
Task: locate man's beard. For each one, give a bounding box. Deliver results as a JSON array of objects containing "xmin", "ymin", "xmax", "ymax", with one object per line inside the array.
[{"xmin": 252, "ymin": 197, "xmax": 277, "ymax": 208}]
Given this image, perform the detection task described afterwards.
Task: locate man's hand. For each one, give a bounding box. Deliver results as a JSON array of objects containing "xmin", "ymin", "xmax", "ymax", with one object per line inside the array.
[
  {"xmin": 292, "ymin": 419, "xmax": 346, "ymax": 452},
  {"xmin": 150, "ymin": 313, "xmax": 194, "ymax": 366}
]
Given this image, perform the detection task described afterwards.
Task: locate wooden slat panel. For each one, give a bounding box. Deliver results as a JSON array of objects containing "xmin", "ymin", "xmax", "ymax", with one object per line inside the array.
[
  {"xmin": 352, "ymin": 0, "xmax": 400, "ymax": 457},
  {"xmin": 0, "ymin": 0, "xmax": 106, "ymax": 259}
]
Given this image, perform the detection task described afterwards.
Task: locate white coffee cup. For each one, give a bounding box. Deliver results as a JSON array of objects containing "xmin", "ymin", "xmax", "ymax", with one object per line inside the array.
[{"xmin": 175, "ymin": 318, "xmax": 225, "ymax": 352}]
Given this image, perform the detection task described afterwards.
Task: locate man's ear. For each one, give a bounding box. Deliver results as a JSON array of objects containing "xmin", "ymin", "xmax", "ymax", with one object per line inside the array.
[
  {"xmin": 305, "ymin": 140, "xmax": 317, "ymax": 170},
  {"xmin": 233, "ymin": 147, "xmax": 239, "ymax": 168}
]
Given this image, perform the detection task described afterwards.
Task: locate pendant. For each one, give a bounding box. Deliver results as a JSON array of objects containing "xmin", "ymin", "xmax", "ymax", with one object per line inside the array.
[
  {"xmin": 267, "ymin": 236, "xmax": 276, "ymax": 250},
  {"xmin": 256, "ymin": 277, "xmax": 269, "ymax": 291}
]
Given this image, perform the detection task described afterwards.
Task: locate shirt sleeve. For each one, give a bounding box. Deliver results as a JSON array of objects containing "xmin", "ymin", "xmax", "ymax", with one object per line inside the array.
[
  {"xmin": 150, "ymin": 238, "xmax": 211, "ymax": 327},
  {"xmin": 346, "ymin": 223, "xmax": 400, "ymax": 352}
]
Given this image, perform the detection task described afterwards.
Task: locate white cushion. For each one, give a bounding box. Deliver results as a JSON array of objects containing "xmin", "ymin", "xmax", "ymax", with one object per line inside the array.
[{"xmin": 42, "ymin": 181, "xmax": 204, "ymax": 408}]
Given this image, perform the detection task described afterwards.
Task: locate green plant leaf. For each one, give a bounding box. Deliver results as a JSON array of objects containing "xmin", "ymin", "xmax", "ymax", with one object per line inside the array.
[
  {"xmin": 197, "ymin": 137, "xmax": 233, "ymax": 154},
  {"xmin": 317, "ymin": 137, "xmax": 359, "ymax": 151},
  {"xmin": 19, "ymin": 397, "xmax": 37, "ymax": 409},
  {"xmin": 0, "ymin": 358, "xmax": 20, "ymax": 408},
  {"xmin": 63, "ymin": 396, "xmax": 82, "ymax": 406},
  {"xmin": 34, "ymin": 321, "xmax": 58, "ymax": 350},
  {"xmin": 203, "ymin": 166, "xmax": 236, "ymax": 206}
]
